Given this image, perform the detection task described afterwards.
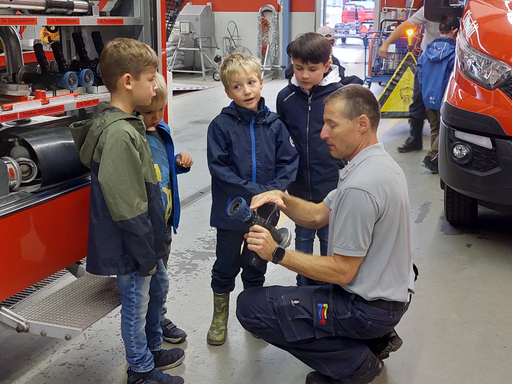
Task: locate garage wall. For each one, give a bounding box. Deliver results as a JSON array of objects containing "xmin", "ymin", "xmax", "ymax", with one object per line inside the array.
[{"xmin": 182, "ymin": 0, "xmax": 316, "ymax": 67}]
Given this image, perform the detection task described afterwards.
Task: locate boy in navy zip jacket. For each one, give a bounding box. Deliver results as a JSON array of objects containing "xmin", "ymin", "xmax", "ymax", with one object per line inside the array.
[
  {"xmin": 135, "ymin": 72, "xmax": 192, "ymax": 345},
  {"xmin": 206, "ymin": 53, "xmax": 299, "ymax": 346},
  {"xmin": 277, "ymin": 32, "xmax": 344, "ymax": 286},
  {"xmin": 417, "ymin": 17, "xmax": 459, "ymax": 173}
]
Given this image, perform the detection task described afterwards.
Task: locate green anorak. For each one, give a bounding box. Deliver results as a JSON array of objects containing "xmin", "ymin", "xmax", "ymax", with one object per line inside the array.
[{"xmin": 70, "ymin": 102, "xmax": 166, "ymax": 276}]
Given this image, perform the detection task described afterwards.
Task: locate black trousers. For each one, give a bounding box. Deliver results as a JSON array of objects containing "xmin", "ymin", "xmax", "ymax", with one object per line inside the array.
[
  {"xmin": 237, "ymin": 285, "xmax": 409, "ymax": 380},
  {"xmin": 211, "ymin": 228, "xmax": 268, "ymax": 294}
]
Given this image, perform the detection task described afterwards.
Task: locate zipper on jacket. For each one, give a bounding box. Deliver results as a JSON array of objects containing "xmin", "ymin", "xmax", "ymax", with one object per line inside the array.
[
  {"xmin": 306, "ymin": 94, "xmax": 313, "ymax": 200},
  {"xmin": 250, "ymin": 116, "xmax": 257, "ymax": 183}
]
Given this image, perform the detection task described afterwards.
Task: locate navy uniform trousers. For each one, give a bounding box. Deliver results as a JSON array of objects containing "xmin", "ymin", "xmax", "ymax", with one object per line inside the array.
[{"xmin": 237, "ymin": 284, "xmax": 409, "ymax": 380}]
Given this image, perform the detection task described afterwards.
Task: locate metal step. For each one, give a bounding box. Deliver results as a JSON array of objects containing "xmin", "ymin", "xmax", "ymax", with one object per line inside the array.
[{"xmin": 0, "ymin": 274, "xmax": 120, "ymax": 340}]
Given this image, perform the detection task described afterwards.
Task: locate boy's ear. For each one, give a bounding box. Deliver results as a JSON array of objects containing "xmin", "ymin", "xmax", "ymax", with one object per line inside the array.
[
  {"xmin": 259, "ymin": 77, "xmax": 264, "ymax": 90},
  {"xmin": 323, "ymin": 60, "xmax": 331, "ymax": 73},
  {"xmin": 120, "ymin": 73, "xmax": 133, "ymax": 90}
]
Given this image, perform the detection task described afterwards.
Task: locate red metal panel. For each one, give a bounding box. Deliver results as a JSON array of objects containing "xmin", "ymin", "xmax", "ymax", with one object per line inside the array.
[{"xmin": 0, "ymin": 187, "xmax": 90, "ymax": 302}]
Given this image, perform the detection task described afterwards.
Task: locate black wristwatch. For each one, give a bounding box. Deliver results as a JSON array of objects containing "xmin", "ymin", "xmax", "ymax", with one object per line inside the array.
[{"xmin": 272, "ymin": 245, "xmax": 286, "ymax": 264}]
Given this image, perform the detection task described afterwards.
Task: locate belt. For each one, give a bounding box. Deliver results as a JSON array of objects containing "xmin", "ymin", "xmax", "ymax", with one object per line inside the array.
[{"xmin": 353, "ymin": 295, "xmax": 405, "ymax": 311}]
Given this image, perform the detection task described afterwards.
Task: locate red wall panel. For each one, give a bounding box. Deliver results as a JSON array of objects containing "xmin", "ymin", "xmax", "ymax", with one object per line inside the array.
[{"xmin": 184, "ymin": 0, "xmax": 315, "ymax": 13}]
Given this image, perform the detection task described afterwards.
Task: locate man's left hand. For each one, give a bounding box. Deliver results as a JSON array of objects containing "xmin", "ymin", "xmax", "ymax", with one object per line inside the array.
[{"xmin": 244, "ymin": 225, "xmax": 276, "ymax": 262}]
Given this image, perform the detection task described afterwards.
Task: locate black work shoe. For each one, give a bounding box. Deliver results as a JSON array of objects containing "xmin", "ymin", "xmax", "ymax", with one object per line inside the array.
[
  {"xmin": 368, "ymin": 330, "xmax": 404, "ymax": 360},
  {"xmin": 151, "ymin": 348, "xmax": 185, "ymax": 371},
  {"xmin": 305, "ymin": 354, "xmax": 384, "ymax": 384},
  {"xmin": 127, "ymin": 368, "xmax": 184, "ymax": 384},
  {"xmin": 421, "ymin": 156, "xmax": 439, "ymax": 174},
  {"xmin": 161, "ymin": 318, "xmax": 187, "ymax": 344},
  {"xmin": 397, "ymin": 136, "xmax": 422, "ymax": 153}
]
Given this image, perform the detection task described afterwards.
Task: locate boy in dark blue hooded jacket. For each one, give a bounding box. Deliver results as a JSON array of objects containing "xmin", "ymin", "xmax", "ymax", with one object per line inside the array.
[
  {"xmin": 277, "ymin": 32, "xmax": 344, "ymax": 286},
  {"xmin": 206, "ymin": 53, "xmax": 299, "ymax": 346},
  {"xmin": 417, "ymin": 17, "xmax": 459, "ymax": 173}
]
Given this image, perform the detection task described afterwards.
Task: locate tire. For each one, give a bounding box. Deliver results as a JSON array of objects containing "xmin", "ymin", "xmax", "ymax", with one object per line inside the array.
[
  {"xmin": 212, "ymin": 71, "xmax": 220, "ymax": 81},
  {"xmin": 444, "ymin": 185, "xmax": 478, "ymax": 225}
]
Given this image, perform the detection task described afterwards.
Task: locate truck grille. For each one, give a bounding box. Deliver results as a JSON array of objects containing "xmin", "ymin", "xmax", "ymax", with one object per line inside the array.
[{"xmin": 449, "ymin": 136, "xmax": 499, "ymax": 172}]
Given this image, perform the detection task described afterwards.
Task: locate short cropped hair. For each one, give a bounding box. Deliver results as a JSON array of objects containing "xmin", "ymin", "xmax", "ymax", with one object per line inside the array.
[
  {"xmin": 439, "ymin": 16, "xmax": 460, "ymax": 34},
  {"xmin": 219, "ymin": 53, "xmax": 262, "ymax": 89},
  {"xmin": 153, "ymin": 72, "xmax": 168, "ymax": 103},
  {"xmin": 99, "ymin": 38, "xmax": 159, "ymax": 93},
  {"xmin": 325, "ymin": 85, "xmax": 381, "ymax": 130},
  {"xmin": 290, "ymin": 32, "xmax": 332, "ymax": 65}
]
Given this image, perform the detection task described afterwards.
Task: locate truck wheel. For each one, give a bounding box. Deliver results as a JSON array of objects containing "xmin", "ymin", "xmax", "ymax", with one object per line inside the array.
[{"xmin": 444, "ymin": 185, "xmax": 478, "ymax": 225}]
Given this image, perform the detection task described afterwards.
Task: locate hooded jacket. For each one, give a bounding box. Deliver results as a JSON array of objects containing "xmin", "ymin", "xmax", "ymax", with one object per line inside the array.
[
  {"xmin": 417, "ymin": 36, "xmax": 456, "ymax": 110},
  {"xmin": 153, "ymin": 120, "xmax": 190, "ymax": 234},
  {"xmin": 69, "ymin": 102, "xmax": 166, "ymax": 276},
  {"xmin": 277, "ymin": 67, "xmax": 344, "ymax": 203},
  {"xmin": 207, "ymin": 98, "xmax": 299, "ymax": 231}
]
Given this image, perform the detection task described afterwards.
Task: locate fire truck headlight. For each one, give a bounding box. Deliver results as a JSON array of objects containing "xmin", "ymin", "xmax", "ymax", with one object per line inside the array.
[
  {"xmin": 457, "ymin": 33, "xmax": 512, "ymax": 90},
  {"xmin": 452, "ymin": 142, "xmax": 473, "ymax": 165}
]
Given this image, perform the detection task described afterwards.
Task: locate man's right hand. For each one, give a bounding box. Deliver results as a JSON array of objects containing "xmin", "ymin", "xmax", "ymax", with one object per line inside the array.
[
  {"xmin": 378, "ymin": 44, "xmax": 389, "ymax": 59},
  {"xmin": 250, "ymin": 190, "xmax": 286, "ymax": 212}
]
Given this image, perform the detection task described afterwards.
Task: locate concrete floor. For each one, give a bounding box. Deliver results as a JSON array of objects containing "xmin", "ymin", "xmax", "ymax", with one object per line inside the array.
[{"xmin": 2, "ymin": 42, "xmax": 512, "ymax": 384}]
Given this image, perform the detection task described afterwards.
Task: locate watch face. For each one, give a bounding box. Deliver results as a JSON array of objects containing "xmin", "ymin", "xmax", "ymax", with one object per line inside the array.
[{"xmin": 272, "ymin": 246, "xmax": 286, "ymax": 264}]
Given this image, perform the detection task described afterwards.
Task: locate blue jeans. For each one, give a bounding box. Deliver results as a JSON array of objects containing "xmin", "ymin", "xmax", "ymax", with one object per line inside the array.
[
  {"xmin": 295, "ymin": 224, "xmax": 329, "ymax": 286},
  {"xmin": 237, "ymin": 285, "xmax": 409, "ymax": 380},
  {"xmin": 117, "ymin": 259, "xmax": 169, "ymax": 373}
]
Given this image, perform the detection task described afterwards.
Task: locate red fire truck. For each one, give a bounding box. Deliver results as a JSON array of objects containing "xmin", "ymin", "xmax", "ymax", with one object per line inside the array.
[
  {"xmin": 334, "ymin": 0, "xmax": 374, "ymax": 43},
  {"xmin": 425, "ymin": 0, "xmax": 512, "ymax": 225},
  {"xmin": 0, "ymin": 0, "xmax": 171, "ymax": 340}
]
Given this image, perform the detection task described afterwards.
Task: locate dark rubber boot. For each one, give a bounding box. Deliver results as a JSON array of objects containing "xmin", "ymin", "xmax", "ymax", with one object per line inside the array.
[{"xmin": 397, "ymin": 117, "xmax": 424, "ymax": 153}]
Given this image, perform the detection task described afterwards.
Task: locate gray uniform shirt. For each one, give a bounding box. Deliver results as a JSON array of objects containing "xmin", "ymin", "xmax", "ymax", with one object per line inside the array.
[
  {"xmin": 324, "ymin": 143, "xmax": 415, "ymax": 302},
  {"xmin": 408, "ymin": 7, "xmax": 440, "ymax": 51}
]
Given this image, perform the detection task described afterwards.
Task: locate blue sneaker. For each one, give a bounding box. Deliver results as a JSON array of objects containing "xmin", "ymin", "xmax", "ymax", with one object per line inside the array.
[
  {"xmin": 127, "ymin": 368, "xmax": 184, "ymax": 384},
  {"xmin": 161, "ymin": 319, "xmax": 187, "ymax": 344},
  {"xmin": 152, "ymin": 348, "xmax": 185, "ymax": 371}
]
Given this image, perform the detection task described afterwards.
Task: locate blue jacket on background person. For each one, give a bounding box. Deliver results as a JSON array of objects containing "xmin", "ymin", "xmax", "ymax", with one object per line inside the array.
[
  {"xmin": 207, "ymin": 98, "xmax": 299, "ymax": 231},
  {"xmin": 154, "ymin": 120, "xmax": 190, "ymax": 234},
  {"xmin": 417, "ymin": 36, "xmax": 456, "ymax": 110},
  {"xmin": 277, "ymin": 68, "xmax": 344, "ymax": 203}
]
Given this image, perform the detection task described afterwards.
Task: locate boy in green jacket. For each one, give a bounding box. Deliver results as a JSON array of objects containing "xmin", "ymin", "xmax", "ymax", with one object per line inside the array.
[{"xmin": 70, "ymin": 38, "xmax": 184, "ymax": 384}]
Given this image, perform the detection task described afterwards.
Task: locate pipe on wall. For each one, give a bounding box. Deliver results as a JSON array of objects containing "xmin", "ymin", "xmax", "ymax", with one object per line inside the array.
[
  {"xmin": 280, "ymin": 0, "xmax": 290, "ymax": 79},
  {"xmin": 0, "ymin": 27, "xmax": 24, "ymax": 83}
]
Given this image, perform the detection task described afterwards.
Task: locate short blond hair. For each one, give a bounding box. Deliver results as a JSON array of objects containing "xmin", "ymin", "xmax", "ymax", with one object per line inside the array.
[
  {"xmin": 152, "ymin": 72, "xmax": 168, "ymax": 103},
  {"xmin": 99, "ymin": 38, "xmax": 159, "ymax": 93},
  {"xmin": 219, "ymin": 53, "xmax": 261, "ymax": 89}
]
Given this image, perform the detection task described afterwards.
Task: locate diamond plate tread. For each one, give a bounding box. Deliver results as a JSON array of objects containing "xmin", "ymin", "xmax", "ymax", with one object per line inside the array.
[{"xmin": 17, "ymin": 274, "xmax": 120, "ymax": 330}]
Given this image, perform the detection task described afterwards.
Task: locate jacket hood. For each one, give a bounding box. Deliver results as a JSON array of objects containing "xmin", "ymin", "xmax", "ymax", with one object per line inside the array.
[
  {"xmin": 425, "ymin": 37, "xmax": 456, "ymax": 62},
  {"xmin": 291, "ymin": 64, "xmax": 341, "ymax": 91},
  {"xmin": 69, "ymin": 102, "xmax": 144, "ymax": 167},
  {"xmin": 219, "ymin": 97, "xmax": 279, "ymax": 125}
]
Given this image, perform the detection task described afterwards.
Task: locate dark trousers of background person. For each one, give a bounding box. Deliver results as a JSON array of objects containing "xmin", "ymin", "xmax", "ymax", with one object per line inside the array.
[
  {"xmin": 295, "ymin": 224, "xmax": 329, "ymax": 286},
  {"xmin": 401, "ymin": 71, "xmax": 427, "ymax": 150},
  {"xmin": 237, "ymin": 284, "xmax": 409, "ymax": 380},
  {"xmin": 211, "ymin": 229, "xmax": 268, "ymax": 294}
]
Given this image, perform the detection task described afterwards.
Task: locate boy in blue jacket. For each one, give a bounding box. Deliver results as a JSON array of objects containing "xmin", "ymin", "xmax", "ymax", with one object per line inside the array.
[
  {"xmin": 206, "ymin": 53, "xmax": 299, "ymax": 346},
  {"xmin": 417, "ymin": 17, "xmax": 459, "ymax": 173},
  {"xmin": 277, "ymin": 32, "xmax": 344, "ymax": 286},
  {"xmin": 135, "ymin": 72, "xmax": 193, "ymax": 345}
]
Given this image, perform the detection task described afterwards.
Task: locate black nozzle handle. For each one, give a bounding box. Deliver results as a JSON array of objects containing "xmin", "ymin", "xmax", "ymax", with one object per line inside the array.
[
  {"xmin": 51, "ymin": 41, "xmax": 69, "ymax": 73},
  {"xmin": 91, "ymin": 31, "xmax": 104, "ymax": 57},
  {"xmin": 33, "ymin": 43, "xmax": 50, "ymax": 75},
  {"xmin": 72, "ymin": 32, "xmax": 91, "ymax": 63}
]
